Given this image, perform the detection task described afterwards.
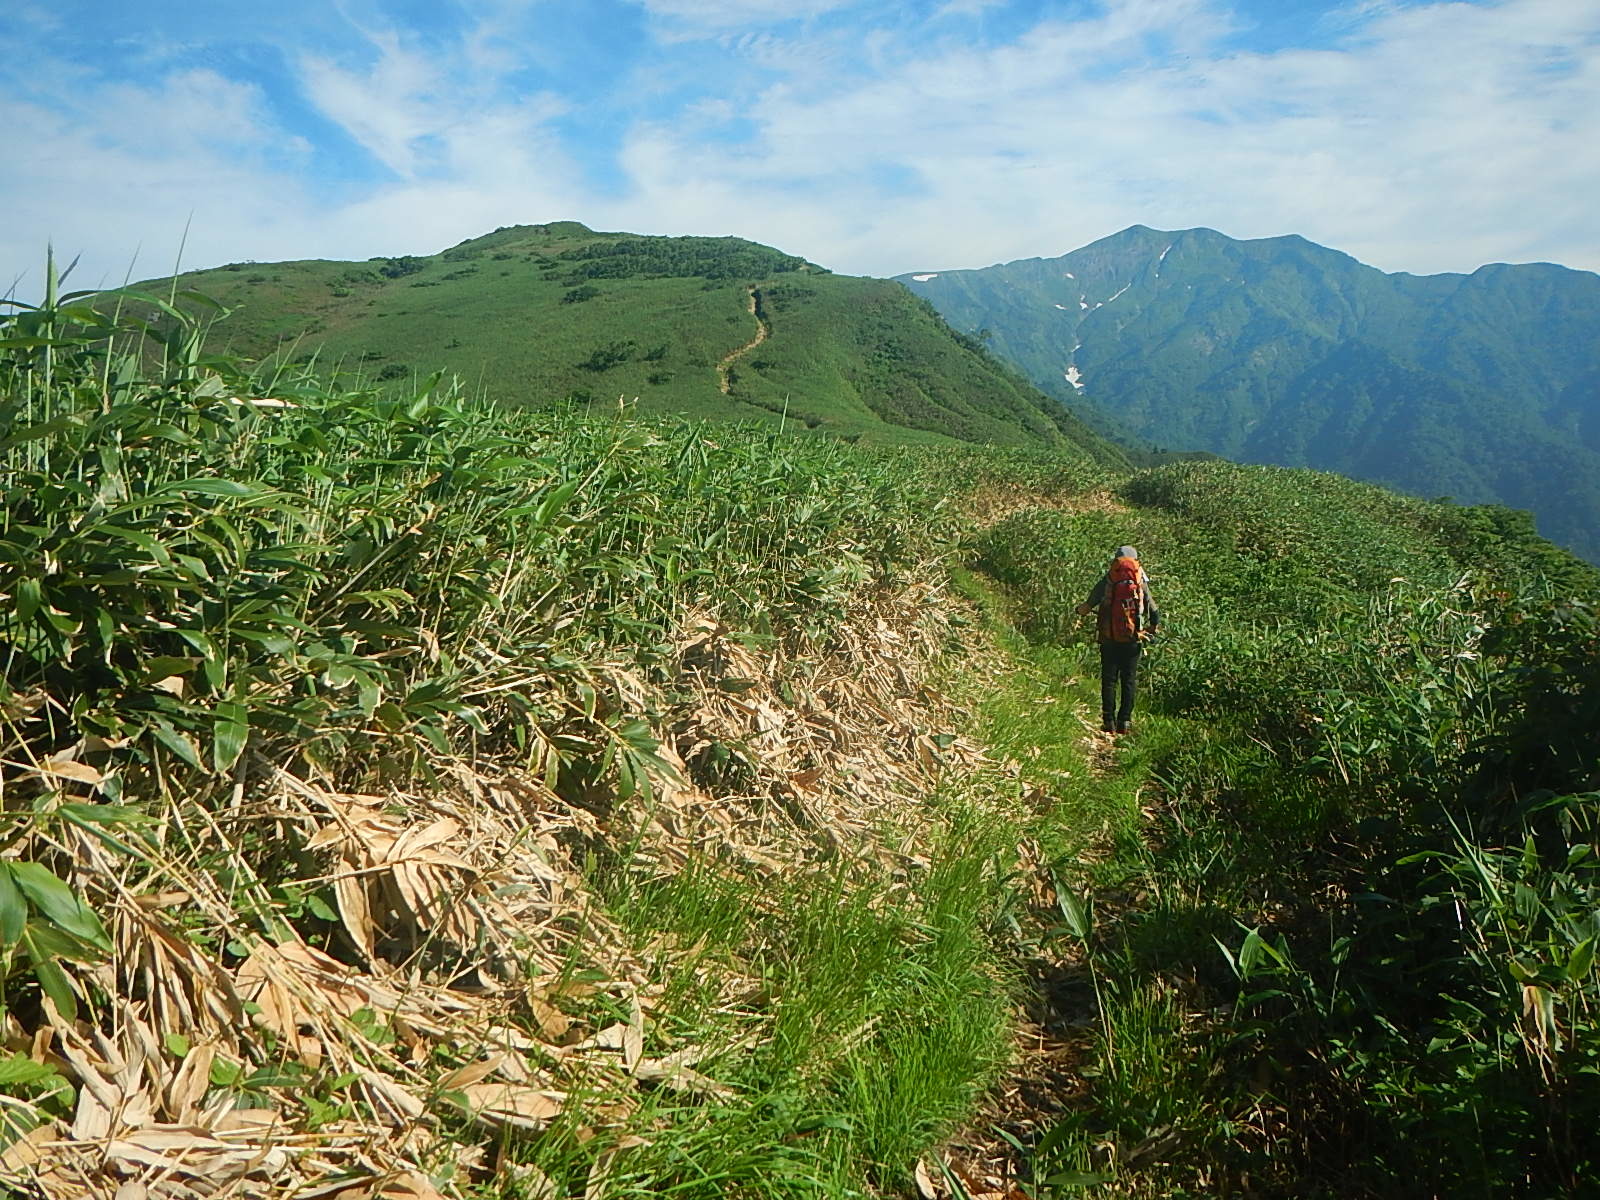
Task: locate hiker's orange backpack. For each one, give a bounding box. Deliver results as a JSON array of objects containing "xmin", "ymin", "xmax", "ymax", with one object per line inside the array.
[{"xmin": 1099, "ymin": 556, "xmax": 1143, "ymax": 643}]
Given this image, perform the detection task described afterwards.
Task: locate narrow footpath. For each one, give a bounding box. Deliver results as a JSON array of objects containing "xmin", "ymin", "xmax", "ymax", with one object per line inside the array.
[
  {"xmin": 928, "ymin": 544, "xmax": 1158, "ymax": 1198},
  {"xmin": 716, "ymin": 286, "xmax": 770, "ymax": 395}
]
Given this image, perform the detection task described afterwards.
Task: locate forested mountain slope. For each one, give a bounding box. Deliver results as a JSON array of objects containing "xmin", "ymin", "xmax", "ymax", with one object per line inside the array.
[
  {"xmin": 137, "ymin": 222, "xmax": 1119, "ymax": 459},
  {"xmin": 897, "ymin": 225, "xmax": 1600, "ymax": 560}
]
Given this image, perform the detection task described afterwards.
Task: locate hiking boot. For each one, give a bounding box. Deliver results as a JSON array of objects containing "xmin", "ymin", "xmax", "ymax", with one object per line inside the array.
[
  {"xmin": 1115, "ymin": 724, "xmax": 1132, "ymax": 735},
  {"xmin": 1101, "ymin": 721, "xmax": 1115, "ymax": 734}
]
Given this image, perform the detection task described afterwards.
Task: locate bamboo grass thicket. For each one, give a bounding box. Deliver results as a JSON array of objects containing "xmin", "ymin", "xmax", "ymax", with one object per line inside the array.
[
  {"xmin": 0, "ymin": 282, "xmax": 945, "ymax": 791},
  {"xmin": 0, "ymin": 285, "xmax": 1020, "ymax": 1198}
]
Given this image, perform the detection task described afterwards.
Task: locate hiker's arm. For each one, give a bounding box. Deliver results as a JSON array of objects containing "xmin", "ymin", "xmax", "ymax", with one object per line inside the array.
[{"xmin": 1076, "ymin": 577, "xmax": 1106, "ymax": 616}]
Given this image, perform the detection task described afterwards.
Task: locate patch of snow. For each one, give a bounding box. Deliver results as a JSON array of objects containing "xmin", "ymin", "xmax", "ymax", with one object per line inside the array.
[
  {"xmin": 1063, "ymin": 365, "xmax": 1085, "ymax": 391},
  {"xmin": 1053, "ymin": 303, "xmax": 1070, "ymax": 310},
  {"xmin": 1155, "ymin": 243, "xmax": 1172, "ymax": 278},
  {"xmin": 911, "ymin": 273, "xmax": 938, "ymax": 282},
  {"xmin": 1105, "ymin": 282, "xmax": 1131, "ymax": 304},
  {"xmin": 1064, "ymin": 272, "xmax": 1075, "ymax": 279},
  {"xmin": 1079, "ymin": 298, "xmax": 1090, "ymax": 310}
]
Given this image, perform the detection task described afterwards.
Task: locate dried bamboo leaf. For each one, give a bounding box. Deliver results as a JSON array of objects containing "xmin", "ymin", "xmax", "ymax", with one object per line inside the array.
[
  {"xmin": 0, "ymin": 1121, "xmax": 56, "ymax": 1174},
  {"xmin": 106, "ymin": 1127, "xmax": 296, "ymax": 1185},
  {"xmin": 33, "ymin": 755, "xmax": 105, "ymax": 786},
  {"xmin": 523, "ymin": 994, "xmax": 571, "ymax": 1041},
  {"xmin": 356, "ymin": 1070, "xmax": 427, "ymax": 1125},
  {"xmin": 332, "ymin": 852, "xmax": 378, "ymax": 962},
  {"xmin": 435, "ymin": 1057, "xmax": 501, "ymax": 1091},
  {"xmin": 454, "ymin": 1083, "xmax": 564, "ymax": 1131},
  {"xmin": 376, "ymin": 1173, "xmax": 452, "ymax": 1200}
]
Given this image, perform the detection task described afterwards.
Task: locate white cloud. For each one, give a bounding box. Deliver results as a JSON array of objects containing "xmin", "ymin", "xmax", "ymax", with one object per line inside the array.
[
  {"xmin": 298, "ymin": 36, "xmax": 445, "ymax": 178},
  {"xmin": 605, "ymin": 0, "xmax": 1600, "ymax": 275},
  {"xmin": 936, "ymin": 0, "xmax": 1011, "ymax": 16},
  {"xmin": 3, "ymin": 0, "xmax": 1597, "ymax": 301},
  {"xmin": 295, "ymin": 16, "xmax": 575, "ymax": 183},
  {"xmin": 1, "ymin": 66, "xmax": 314, "ymax": 293},
  {"xmin": 1, "ymin": 9, "xmax": 586, "ymax": 295},
  {"xmin": 634, "ymin": 0, "xmax": 864, "ymax": 31}
]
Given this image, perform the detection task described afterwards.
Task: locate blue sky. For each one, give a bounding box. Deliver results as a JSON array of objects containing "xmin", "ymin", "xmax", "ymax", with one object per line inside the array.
[{"xmin": 4, "ymin": 0, "xmax": 1598, "ymax": 295}]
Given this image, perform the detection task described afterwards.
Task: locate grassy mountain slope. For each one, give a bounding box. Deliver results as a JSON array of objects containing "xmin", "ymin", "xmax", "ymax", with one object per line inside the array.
[
  {"xmin": 2, "ymin": 276, "xmax": 1597, "ymax": 1197},
  {"xmin": 142, "ymin": 221, "xmax": 1119, "ymax": 458},
  {"xmin": 897, "ymin": 226, "xmax": 1600, "ymax": 559}
]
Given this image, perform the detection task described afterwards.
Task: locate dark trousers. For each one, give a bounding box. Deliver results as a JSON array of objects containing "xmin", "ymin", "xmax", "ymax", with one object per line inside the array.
[{"xmin": 1099, "ymin": 640, "xmax": 1141, "ymax": 730}]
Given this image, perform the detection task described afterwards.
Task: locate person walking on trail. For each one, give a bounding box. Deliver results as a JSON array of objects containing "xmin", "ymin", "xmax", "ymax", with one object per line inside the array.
[{"xmin": 1076, "ymin": 545, "xmax": 1160, "ymax": 735}]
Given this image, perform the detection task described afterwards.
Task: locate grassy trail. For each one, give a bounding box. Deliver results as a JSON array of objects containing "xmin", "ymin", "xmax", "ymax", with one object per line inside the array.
[
  {"xmin": 921, "ymin": 566, "xmax": 1171, "ymax": 1197},
  {"xmin": 961, "ymin": 468, "xmax": 1600, "ymax": 1198}
]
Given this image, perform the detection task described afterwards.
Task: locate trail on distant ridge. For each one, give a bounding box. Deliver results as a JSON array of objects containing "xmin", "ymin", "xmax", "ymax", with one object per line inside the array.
[{"xmin": 717, "ymin": 287, "xmax": 770, "ymax": 395}]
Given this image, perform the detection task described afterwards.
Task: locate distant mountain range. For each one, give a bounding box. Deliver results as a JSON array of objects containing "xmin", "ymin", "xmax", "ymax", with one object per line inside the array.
[
  {"xmin": 130, "ymin": 223, "xmax": 1119, "ymax": 462},
  {"xmin": 897, "ymin": 226, "xmax": 1600, "ymax": 561}
]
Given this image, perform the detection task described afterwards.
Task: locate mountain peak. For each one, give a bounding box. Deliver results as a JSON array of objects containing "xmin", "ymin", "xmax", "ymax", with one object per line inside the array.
[
  {"xmin": 446, "ymin": 221, "xmax": 598, "ymax": 254},
  {"xmin": 1103, "ymin": 223, "xmax": 1176, "ymax": 245},
  {"xmin": 131, "ymin": 222, "xmax": 1121, "ymax": 461},
  {"xmin": 899, "ymin": 224, "xmax": 1600, "ymax": 562}
]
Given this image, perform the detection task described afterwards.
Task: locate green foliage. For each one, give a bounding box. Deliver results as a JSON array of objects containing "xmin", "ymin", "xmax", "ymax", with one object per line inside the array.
[
  {"xmin": 579, "ymin": 340, "xmax": 635, "ymax": 372},
  {"xmin": 0, "ymin": 272, "xmax": 957, "ymax": 1031},
  {"xmin": 0, "ymin": 860, "xmax": 114, "ymax": 1021},
  {"xmin": 0, "ymin": 1049, "xmax": 74, "ymax": 1151},
  {"xmin": 969, "ymin": 454, "xmax": 1600, "ymax": 1195},
  {"xmin": 555, "ymin": 234, "xmax": 812, "ymax": 282},
  {"xmin": 375, "ymin": 256, "xmax": 426, "ymax": 279}
]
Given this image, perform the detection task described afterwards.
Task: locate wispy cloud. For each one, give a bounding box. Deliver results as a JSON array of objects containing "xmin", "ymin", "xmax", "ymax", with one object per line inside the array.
[
  {"xmin": 299, "ymin": 35, "xmax": 446, "ymax": 178},
  {"xmin": 2, "ymin": 0, "xmax": 1596, "ymax": 299},
  {"xmin": 610, "ymin": 0, "xmax": 1600, "ymax": 274},
  {"xmin": 4, "ymin": 64, "xmax": 312, "ymax": 291},
  {"xmin": 635, "ymin": 0, "xmax": 867, "ymax": 33}
]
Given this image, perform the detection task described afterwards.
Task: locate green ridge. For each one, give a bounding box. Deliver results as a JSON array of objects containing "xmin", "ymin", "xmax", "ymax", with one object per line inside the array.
[{"xmin": 129, "ymin": 222, "xmax": 1122, "ymax": 461}]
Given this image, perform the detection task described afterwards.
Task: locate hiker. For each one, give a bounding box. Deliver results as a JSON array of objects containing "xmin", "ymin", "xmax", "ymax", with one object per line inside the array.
[{"xmin": 1075, "ymin": 545, "xmax": 1160, "ymax": 735}]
